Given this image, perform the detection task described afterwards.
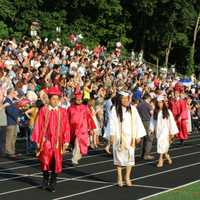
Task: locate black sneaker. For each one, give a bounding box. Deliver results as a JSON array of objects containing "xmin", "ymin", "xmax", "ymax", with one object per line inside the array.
[
  {"xmin": 48, "ymin": 184, "xmax": 56, "ymax": 193},
  {"xmin": 41, "ymin": 180, "xmax": 49, "ymax": 190},
  {"xmin": 41, "ymin": 171, "xmax": 49, "ymax": 190},
  {"xmin": 48, "ymin": 172, "xmax": 57, "ymax": 192}
]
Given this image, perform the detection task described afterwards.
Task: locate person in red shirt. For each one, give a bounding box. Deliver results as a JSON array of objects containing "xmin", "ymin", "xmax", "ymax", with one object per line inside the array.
[
  {"xmin": 32, "ymin": 86, "xmax": 70, "ymax": 192},
  {"xmin": 168, "ymin": 83, "xmax": 189, "ymax": 145},
  {"xmin": 68, "ymin": 87, "xmax": 96, "ymax": 165}
]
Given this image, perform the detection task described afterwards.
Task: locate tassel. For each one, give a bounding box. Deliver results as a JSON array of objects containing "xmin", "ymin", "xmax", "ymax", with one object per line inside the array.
[
  {"xmin": 36, "ymin": 149, "xmax": 41, "ymax": 157},
  {"xmin": 56, "ymin": 141, "xmax": 59, "ymax": 149}
]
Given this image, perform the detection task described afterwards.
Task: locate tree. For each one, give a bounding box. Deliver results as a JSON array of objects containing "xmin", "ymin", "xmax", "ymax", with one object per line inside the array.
[
  {"xmin": 0, "ymin": 0, "xmax": 199, "ymax": 75},
  {"xmin": 0, "ymin": 21, "xmax": 9, "ymax": 38}
]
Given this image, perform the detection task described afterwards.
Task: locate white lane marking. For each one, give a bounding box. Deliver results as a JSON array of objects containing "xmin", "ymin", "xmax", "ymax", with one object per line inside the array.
[
  {"xmin": 137, "ymin": 179, "xmax": 200, "ymax": 200},
  {"xmin": 53, "ymin": 162, "xmax": 200, "ymax": 200},
  {"xmin": 69, "ymin": 179, "xmax": 112, "ymax": 184},
  {"xmin": 0, "ymin": 135, "xmax": 199, "ymax": 173},
  {"xmin": 0, "ymin": 132, "xmax": 199, "ymax": 165},
  {"xmin": 1, "ymin": 138, "xmax": 198, "ymax": 173},
  {"xmin": 0, "ymin": 150, "xmax": 199, "ymax": 196},
  {"xmin": 133, "ymin": 184, "xmax": 170, "ymax": 190},
  {"xmin": 0, "ymin": 148, "xmax": 105, "ymax": 165},
  {"xmin": 0, "ymin": 143, "xmax": 196, "ymax": 182},
  {"xmin": 70, "ymin": 151, "xmax": 200, "ymax": 181},
  {"xmin": 0, "ymin": 152, "xmax": 106, "ymax": 172}
]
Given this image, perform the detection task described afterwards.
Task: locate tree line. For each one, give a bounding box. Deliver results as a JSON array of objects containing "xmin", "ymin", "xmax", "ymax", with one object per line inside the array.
[{"xmin": 0, "ymin": 0, "xmax": 199, "ymax": 76}]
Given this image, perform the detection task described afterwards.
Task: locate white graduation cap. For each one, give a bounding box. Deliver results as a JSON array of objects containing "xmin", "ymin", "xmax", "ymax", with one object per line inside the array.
[
  {"xmin": 118, "ymin": 91, "xmax": 130, "ymax": 97},
  {"xmin": 157, "ymin": 95, "xmax": 165, "ymax": 102}
]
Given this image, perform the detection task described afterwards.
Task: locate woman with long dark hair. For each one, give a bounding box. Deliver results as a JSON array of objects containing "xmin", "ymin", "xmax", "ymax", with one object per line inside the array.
[
  {"xmin": 150, "ymin": 96, "xmax": 178, "ymax": 167},
  {"xmin": 109, "ymin": 91, "xmax": 146, "ymax": 187}
]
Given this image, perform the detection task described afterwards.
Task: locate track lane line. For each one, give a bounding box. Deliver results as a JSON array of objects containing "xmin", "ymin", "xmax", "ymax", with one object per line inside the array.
[
  {"xmin": 0, "ymin": 143, "xmax": 197, "ymax": 182},
  {"xmin": 0, "ymin": 149, "xmax": 199, "ymax": 196},
  {"xmin": 53, "ymin": 162, "xmax": 200, "ymax": 200},
  {"xmin": 137, "ymin": 179, "xmax": 200, "ymax": 200}
]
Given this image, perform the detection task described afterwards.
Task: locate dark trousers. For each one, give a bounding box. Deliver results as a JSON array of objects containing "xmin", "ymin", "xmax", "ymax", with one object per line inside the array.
[
  {"xmin": 43, "ymin": 156, "xmax": 57, "ymax": 186},
  {"xmin": 192, "ymin": 118, "xmax": 199, "ymax": 133},
  {"xmin": 141, "ymin": 120, "xmax": 154, "ymax": 157},
  {"xmin": 0, "ymin": 126, "xmax": 6, "ymax": 154}
]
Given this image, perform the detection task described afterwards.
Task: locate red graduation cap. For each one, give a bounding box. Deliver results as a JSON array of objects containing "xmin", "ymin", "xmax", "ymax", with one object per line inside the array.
[
  {"xmin": 46, "ymin": 86, "xmax": 62, "ymax": 96},
  {"xmin": 174, "ymin": 82, "xmax": 184, "ymax": 93},
  {"xmin": 74, "ymin": 86, "xmax": 82, "ymax": 100}
]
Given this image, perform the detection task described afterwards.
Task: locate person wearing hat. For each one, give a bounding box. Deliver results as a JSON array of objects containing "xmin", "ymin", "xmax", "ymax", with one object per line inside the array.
[
  {"xmin": 68, "ymin": 87, "xmax": 96, "ymax": 166},
  {"xmin": 32, "ymin": 86, "xmax": 70, "ymax": 192},
  {"xmin": 109, "ymin": 91, "xmax": 146, "ymax": 187},
  {"xmin": 168, "ymin": 83, "xmax": 189, "ymax": 145},
  {"xmin": 149, "ymin": 95, "xmax": 178, "ymax": 167}
]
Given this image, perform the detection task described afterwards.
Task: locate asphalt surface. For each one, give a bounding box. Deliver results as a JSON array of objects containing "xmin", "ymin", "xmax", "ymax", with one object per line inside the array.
[{"xmin": 0, "ymin": 133, "xmax": 199, "ymax": 200}]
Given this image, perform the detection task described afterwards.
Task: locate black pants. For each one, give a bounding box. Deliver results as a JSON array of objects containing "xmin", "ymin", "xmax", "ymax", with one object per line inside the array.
[
  {"xmin": 43, "ymin": 155, "xmax": 57, "ymax": 178},
  {"xmin": 0, "ymin": 126, "xmax": 6, "ymax": 154}
]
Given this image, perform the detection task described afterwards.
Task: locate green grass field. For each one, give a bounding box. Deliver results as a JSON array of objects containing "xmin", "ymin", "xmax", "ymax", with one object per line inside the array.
[{"xmin": 148, "ymin": 181, "xmax": 200, "ymax": 200}]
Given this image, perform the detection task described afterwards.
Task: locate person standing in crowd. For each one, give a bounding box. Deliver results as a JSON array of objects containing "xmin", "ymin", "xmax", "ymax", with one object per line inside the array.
[
  {"xmin": 191, "ymin": 101, "xmax": 200, "ymax": 132},
  {"xmin": 87, "ymin": 96, "xmax": 100, "ymax": 149},
  {"xmin": 150, "ymin": 96, "xmax": 178, "ymax": 167},
  {"xmin": 32, "ymin": 86, "xmax": 70, "ymax": 192},
  {"xmin": 25, "ymin": 99, "xmax": 44, "ymax": 153},
  {"xmin": 103, "ymin": 90, "xmax": 116, "ymax": 154},
  {"xmin": 68, "ymin": 87, "xmax": 96, "ymax": 166},
  {"xmin": 83, "ymin": 81, "xmax": 93, "ymax": 103},
  {"xmin": 109, "ymin": 91, "xmax": 146, "ymax": 187},
  {"xmin": 137, "ymin": 93, "xmax": 154, "ymax": 160},
  {"xmin": 169, "ymin": 83, "xmax": 189, "ymax": 145},
  {"xmin": 0, "ymin": 88, "xmax": 9, "ymax": 156},
  {"xmin": 4, "ymin": 88, "xmax": 21, "ymax": 159}
]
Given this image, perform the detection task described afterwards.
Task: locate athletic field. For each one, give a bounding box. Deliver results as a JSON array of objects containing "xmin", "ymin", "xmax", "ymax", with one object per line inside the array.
[{"xmin": 0, "ymin": 133, "xmax": 199, "ymax": 200}]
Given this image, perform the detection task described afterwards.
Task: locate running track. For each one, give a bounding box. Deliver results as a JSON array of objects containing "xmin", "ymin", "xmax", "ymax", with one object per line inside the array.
[{"xmin": 0, "ymin": 134, "xmax": 199, "ymax": 200}]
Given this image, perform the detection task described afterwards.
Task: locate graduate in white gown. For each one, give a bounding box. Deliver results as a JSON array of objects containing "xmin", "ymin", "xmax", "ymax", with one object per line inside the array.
[
  {"xmin": 149, "ymin": 96, "xmax": 179, "ymax": 167},
  {"xmin": 109, "ymin": 91, "xmax": 146, "ymax": 187}
]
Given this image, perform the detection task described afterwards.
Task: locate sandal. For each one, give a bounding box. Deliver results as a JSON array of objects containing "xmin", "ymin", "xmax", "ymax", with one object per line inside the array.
[
  {"xmin": 165, "ymin": 154, "xmax": 172, "ymax": 165},
  {"xmin": 157, "ymin": 159, "xmax": 164, "ymax": 168},
  {"xmin": 125, "ymin": 179, "xmax": 133, "ymax": 187},
  {"xmin": 117, "ymin": 179, "xmax": 124, "ymax": 187}
]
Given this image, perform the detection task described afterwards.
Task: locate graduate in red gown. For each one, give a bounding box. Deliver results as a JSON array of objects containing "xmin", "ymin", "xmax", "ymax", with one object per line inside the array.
[
  {"xmin": 68, "ymin": 87, "xmax": 96, "ymax": 165},
  {"xmin": 32, "ymin": 86, "xmax": 70, "ymax": 192},
  {"xmin": 168, "ymin": 83, "xmax": 189, "ymax": 144}
]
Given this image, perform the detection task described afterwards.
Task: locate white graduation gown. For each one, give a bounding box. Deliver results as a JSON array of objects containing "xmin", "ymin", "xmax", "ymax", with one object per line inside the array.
[
  {"xmin": 150, "ymin": 110, "xmax": 178, "ymax": 154},
  {"xmin": 110, "ymin": 105, "xmax": 146, "ymax": 166}
]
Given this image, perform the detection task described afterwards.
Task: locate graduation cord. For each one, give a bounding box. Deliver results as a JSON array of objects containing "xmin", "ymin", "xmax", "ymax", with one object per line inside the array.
[
  {"xmin": 36, "ymin": 107, "xmax": 49, "ymax": 157},
  {"xmin": 55, "ymin": 109, "xmax": 61, "ymax": 152},
  {"xmin": 117, "ymin": 107, "xmax": 136, "ymax": 161}
]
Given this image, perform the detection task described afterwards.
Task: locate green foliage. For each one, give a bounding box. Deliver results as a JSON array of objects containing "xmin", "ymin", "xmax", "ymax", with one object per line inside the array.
[
  {"xmin": 0, "ymin": 21, "xmax": 9, "ymax": 38},
  {"xmin": 0, "ymin": 0, "xmax": 199, "ymax": 75}
]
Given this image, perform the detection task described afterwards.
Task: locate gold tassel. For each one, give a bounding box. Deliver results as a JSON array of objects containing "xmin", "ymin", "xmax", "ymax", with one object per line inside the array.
[{"xmin": 56, "ymin": 142, "xmax": 59, "ymax": 149}]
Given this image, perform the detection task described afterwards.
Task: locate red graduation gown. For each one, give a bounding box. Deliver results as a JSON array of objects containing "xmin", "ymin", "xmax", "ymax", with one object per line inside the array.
[
  {"xmin": 68, "ymin": 104, "xmax": 96, "ymax": 155},
  {"xmin": 169, "ymin": 98, "xmax": 188, "ymax": 140},
  {"xmin": 32, "ymin": 106, "xmax": 70, "ymax": 173}
]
